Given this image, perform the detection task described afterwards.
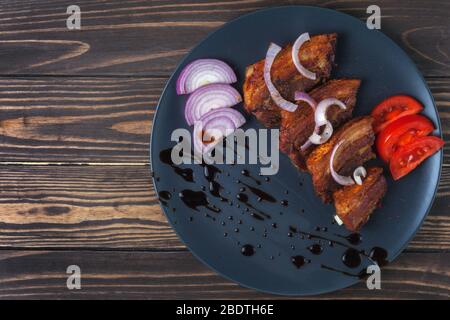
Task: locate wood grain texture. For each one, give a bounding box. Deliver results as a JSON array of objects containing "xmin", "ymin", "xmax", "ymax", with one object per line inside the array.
[
  {"xmin": 0, "ymin": 250, "xmax": 448, "ymax": 299},
  {"xmin": 0, "ymin": 0, "xmax": 448, "ymax": 299},
  {"xmin": 0, "ymin": 0, "xmax": 448, "ymax": 76},
  {"xmin": 0, "ymin": 164, "xmax": 447, "ymax": 250},
  {"xmin": 0, "ymin": 77, "xmax": 160, "ymax": 163},
  {"xmin": 0, "ymin": 77, "xmax": 448, "ymax": 163}
]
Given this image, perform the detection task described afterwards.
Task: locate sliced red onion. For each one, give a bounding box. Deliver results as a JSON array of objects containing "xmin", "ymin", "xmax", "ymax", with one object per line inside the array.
[
  {"xmin": 291, "ymin": 32, "xmax": 316, "ymax": 80},
  {"xmin": 329, "ymin": 139, "xmax": 355, "ymax": 186},
  {"xmin": 184, "ymin": 83, "xmax": 242, "ymax": 125},
  {"xmin": 294, "ymin": 91, "xmax": 317, "ymax": 109},
  {"xmin": 353, "ymin": 166, "xmax": 367, "ymax": 185},
  {"xmin": 294, "ymin": 91, "xmax": 318, "ymax": 151},
  {"xmin": 309, "ymin": 121, "xmax": 333, "ymax": 145},
  {"xmin": 315, "ymin": 98, "xmax": 347, "ymax": 126},
  {"xmin": 193, "ymin": 108, "xmax": 246, "ymax": 154},
  {"xmin": 264, "ymin": 43, "xmax": 298, "ymax": 112},
  {"xmin": 308, "ymin": 98, "xmax": 347, "ymax": 145},
  {"xmin": 176, "ymin": 59, "xmax": 237, "ymax": 95},
  {"xmin": 334, "ymin": 215, "xmax": 344, "ymax": 226}
]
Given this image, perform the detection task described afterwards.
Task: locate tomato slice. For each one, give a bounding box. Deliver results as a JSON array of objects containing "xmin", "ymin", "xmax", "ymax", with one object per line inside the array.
[
  {"xmin": 371, "ymin": 95, "xmax": 423, "ymax": 133},
  {"xmin": 376, "ymin": 114, "xmax": 434, "ymax": 162},
  {"xmin": 389, "ymin": 136, "xmax": 444, "ymax": 180}
]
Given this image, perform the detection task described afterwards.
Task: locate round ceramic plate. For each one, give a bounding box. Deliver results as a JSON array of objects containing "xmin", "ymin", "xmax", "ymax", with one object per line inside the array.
[{"xmin": 150, "ymin": 6, "xmax": 442, "ymax": 295}]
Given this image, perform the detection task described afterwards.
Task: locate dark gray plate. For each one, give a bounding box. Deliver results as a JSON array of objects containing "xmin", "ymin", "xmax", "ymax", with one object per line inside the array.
[{"xmin": 150, "ymin": 6, "xmax": 442, "ymax": 295}]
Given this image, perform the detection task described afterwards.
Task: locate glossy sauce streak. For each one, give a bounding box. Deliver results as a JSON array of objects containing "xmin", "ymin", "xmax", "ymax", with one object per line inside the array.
[
  {"xmin": 241, "ymin": 169, "xmax": 261, "ymax": 185},
  {"xmin": 241, "ymin": 182, "xmax": 276, "ymax": 203},
  {"xmin": 158, "ymin": 148, "xmax": 388, "ymax": 278},
  {"xmin": 235, "ymin": 193, "xmax": 272, "ymax": 220},
  {"xmin": 159, "ymin": 148, "xmax": 194, "ymax": 182},
  {"xmin": 336, "ymin": 233, "xmax": 362, "ymax": 245},
  {"xmin": 203, "ymin": 164, "xmax": 222, "ymax": 198},
  {"xmin": 178, "ymin": 189, "xmax": 220, "ymax": 213}
]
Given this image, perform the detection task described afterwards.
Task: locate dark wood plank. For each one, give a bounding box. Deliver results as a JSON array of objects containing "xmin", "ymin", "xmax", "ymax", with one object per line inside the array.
[
  {"xmin": 0, "ymin": 165, "xmax": 183, "ymax": 249},
  {"xmin": 0, "ymin": 250, "xmax": 447, "ymax": 299},
  {"xmin": 0, "ymin": 0, "xmax": 448, "ymax": 76},
  {"xmin": 0, "ymin": 77, "xmax": 161, "ymax": 163},
  {"xmin": 0, "ymin": 77, "xmax": 449, "ymax": 163},
  {"xmin": 0, "ymin": 165, "xmax": 447, "ymax": 250}
]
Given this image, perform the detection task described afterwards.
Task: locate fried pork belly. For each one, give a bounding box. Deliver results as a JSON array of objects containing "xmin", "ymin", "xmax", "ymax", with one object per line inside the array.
[
  {"xmin": 306, "ymin": 116, "xmax": 376, "ymax": 203},
  {"xmin": 333, "ymin": 167, "xmax": 387, "ymax": 231},
  {"xmin": 243, "ymin": 34, "xmax": 337, "ymax": 128},
  {"xmin": 280, "ymin": 79, "xmax": 361, "ymax": 169}
]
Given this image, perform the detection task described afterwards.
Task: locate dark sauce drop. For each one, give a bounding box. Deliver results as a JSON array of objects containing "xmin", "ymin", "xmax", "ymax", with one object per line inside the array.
[
  {"xmin": 342, "ymin": 248, "xmax": 361, "ymax": 268},
  {"xmin": 280, "ymin": 200, "xmax": 288, "ymax": 207},
  {"xmin": 236, "ymin": 193, "xmax": 248, "ymax": 202},
  {"xmin": 308, "ymin": 244, "xmax": 323, "ymax": 255},
  {"xmin": 338, "ymin": 233, "xmax": 362, "ymax": 245},
  {"xmin": 241, "ymin": 244, "xmax": 255, "ymax": 256},
  {"xmin": 291, "ymin": 255, "xmax": 308, "ymax": 269},
  {"xmin": 178, "ymin": 189, "xmax": 220, "ymax": 213},
  {"xmin": 158, "ymin": 190, "xmax": 172, "ymax": 201},
  {"xmin": 369, "ymin": 247, "xmax": 388, "ymax": 266}
]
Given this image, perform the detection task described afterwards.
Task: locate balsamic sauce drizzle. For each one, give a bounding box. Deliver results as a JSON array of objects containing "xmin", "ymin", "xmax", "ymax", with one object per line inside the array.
[{"xmin": 158, "ymin": 146, "xmax": 389, "ymax": 275}]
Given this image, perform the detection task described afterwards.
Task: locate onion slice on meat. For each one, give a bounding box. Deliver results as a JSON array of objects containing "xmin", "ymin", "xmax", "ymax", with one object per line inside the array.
[
  {"xmin": 329, "ymin": 139, "xmax": 355, "ymax": 186},
  {"xmin": 309, "ymin": 121, "xmax": 333, "ymax": 145},
  {"xmin": 315, "ymin": 98, "xmax": 347, "ymax": 126},
  {"xmin": 193, "ymin": 108, "xmax": 246, "ymax": 155},
  {"xmin": 309, "ymin": 98, "xmax": 347, "ymax": 145},
  {"xmin": 294, "ymin": 91, "xmax": 318, "ymax": 151},
  {"xmin": 294, "ymin": 91, "xmax": 317, "ymax": 109},
  {"xmin": 334, "ymin": 215, "xmax": 344, "ymax": 225},
  {"xmin": 176, "ymin": 59, "xmax": 237, "ymax": 95},
  {"xmin": 353, "ymin": 166, "xmax": 367, "ymax": 185},
  {"xmin": 291, "ymin": 32, "xmax": 316, "ymax": 80},
  {"xmin": 264, "ymin": 43, "xmax": 298, "ymax": 112},
  {"xmin": 184, "ymin": 83, "xmax": 242, "ymax": 125}
]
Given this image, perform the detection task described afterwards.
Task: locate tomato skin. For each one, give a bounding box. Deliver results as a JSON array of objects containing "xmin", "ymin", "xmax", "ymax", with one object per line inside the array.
[
  {"xmin": 371, "ymin": 95, "xmax": 423, "ymax": 133},
  {"xmin": 376, "ymin": 114, "xmax": 434, "ymax": 162},
  {"xmin": 389, "ymin": 136, "xmax": 444, "ymax": 180}
]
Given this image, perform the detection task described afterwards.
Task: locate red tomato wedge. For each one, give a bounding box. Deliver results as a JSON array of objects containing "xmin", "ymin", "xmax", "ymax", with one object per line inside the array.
[
  {"xmin": 371, "ymin": 95, "xmax": 423, "ymax": 133},
  {"xmin": 390, "ymin": 136, "xmax": 444, "ymax": 180},
  {"xmin": 376, "ymin": 114, "xmax": 434, "ymax": 162}
]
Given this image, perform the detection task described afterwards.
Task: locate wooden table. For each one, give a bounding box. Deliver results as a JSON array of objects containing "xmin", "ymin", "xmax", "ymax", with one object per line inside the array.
[{"xmin": 0, "ymin": 0, "xmax": 448, "ymax": 300}]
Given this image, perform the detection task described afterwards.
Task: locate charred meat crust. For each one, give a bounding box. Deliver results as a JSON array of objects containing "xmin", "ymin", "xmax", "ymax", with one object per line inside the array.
[
  {"xmin": 243, "ymin": 33, "xmax": 337, "ymax": 128},
  {"xmin": 333, "ymin": 167, "xmax": 387, "ymax": 232},
  {"xmin": 306, "ymin": 116, "xmax": 376, "ymax": 203},
  {"xmin": 280, "ymin": 79, "xmax": 361, "ymax": 169}
]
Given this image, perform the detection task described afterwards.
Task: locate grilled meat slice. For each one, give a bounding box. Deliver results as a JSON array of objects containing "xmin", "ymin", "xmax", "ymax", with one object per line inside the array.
[
  {"xmin": 243, "ymin": 33, "xmax": 337, "ymax": 128},
  {"xmin": 333, "ymin": 167, "xmax": 387, "ymax": 232},
  {"xmin": 280, "ymin": 79, "xmax": 361, "ymax": 170},
  {"xmin": 306, "ymin": 116, "xmax": 376, "ymax": 203}
]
